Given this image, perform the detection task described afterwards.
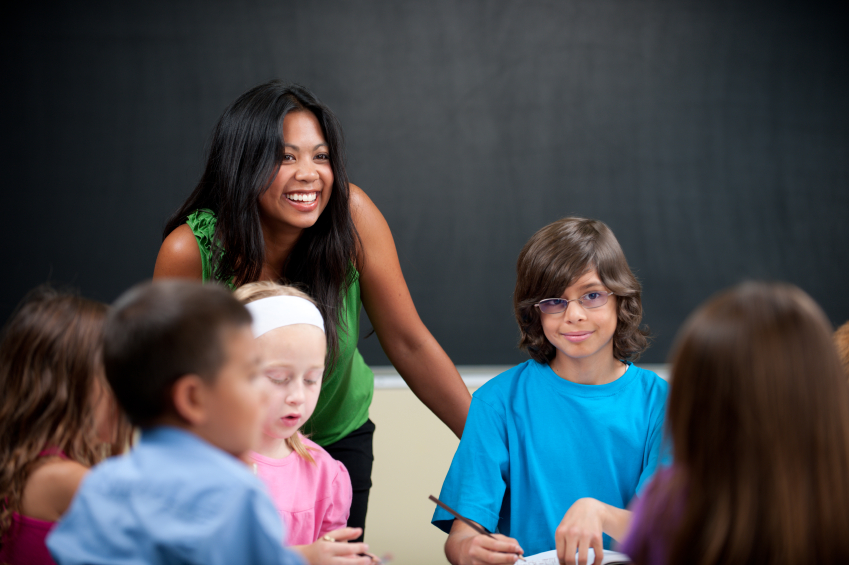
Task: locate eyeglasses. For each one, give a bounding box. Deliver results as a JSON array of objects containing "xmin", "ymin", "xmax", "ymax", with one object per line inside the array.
[{"xmin": 534, "ymin": 291, "xmax": 616, "ymax": 314}]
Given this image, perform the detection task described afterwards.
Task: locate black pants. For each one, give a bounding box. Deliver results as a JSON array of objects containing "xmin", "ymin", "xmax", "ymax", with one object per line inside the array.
[{"xmin": 323, "ymin": 419, "xmax": 375, "ymax": 542}]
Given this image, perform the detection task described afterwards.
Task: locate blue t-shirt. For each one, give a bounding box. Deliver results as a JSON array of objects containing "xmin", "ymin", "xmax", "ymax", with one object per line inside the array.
[
  {"xmin": 432, "ymin": 360, "xmax": 668, "ymax": 555},
  {"xmin": 47, "ymin": 427, "xmax": 304, "ymax": 565}
]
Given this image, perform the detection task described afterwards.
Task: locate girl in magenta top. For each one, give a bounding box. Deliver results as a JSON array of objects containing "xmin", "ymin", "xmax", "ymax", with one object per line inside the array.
[
  {"xmin": 0, "ymin": 288, "xmax": 130, "ymax": 565},
  {"xmin": 237, "ymin": 282, "xmax": 371, "ymax": 563}
]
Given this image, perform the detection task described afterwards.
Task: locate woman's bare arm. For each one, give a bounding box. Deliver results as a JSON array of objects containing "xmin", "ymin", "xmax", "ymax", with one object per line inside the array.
[
  {"xmin": 153, "ymin": 224, "xmax": 204, "ymax": 280},
  {"xmin": 351, "ymin": 184, "xmax": 471, "ymax": 438}
]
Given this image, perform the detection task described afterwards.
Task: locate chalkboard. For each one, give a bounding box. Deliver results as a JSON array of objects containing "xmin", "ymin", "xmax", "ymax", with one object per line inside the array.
[{"xmin": 2, "ymin": 1, "xmax": 847, "ymax": 365}]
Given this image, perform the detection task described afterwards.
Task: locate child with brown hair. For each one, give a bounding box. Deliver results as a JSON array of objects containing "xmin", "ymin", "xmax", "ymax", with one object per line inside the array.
[
  {"xmin": 0, "ymin": 287, "xmax": 130, "ymax": 565},
  {"xmin": 432, "ymin": 217, "xmax": 668, "ymax": 565},
  {"xmin": 621, "ymin": 282, "xmax": 849, "ymax": 565}
]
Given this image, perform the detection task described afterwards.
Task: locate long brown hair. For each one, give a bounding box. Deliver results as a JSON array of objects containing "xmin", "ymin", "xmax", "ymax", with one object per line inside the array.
[
  {"xmin": 628, "ymin": 282, "xmax": 849, "ymax": 565},
  {"xmin": 514, "ymin": 217, "xmax": 650, "ymax": 363},
  {"xmin": 0, "ymin": 287, "xmax": 131, "ymax": 542}
]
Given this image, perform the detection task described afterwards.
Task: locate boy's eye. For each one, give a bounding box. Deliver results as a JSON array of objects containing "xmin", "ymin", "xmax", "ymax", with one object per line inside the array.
[{"xmin": 584, "ymin": 292, "xmax": 601, "ymax": 301}]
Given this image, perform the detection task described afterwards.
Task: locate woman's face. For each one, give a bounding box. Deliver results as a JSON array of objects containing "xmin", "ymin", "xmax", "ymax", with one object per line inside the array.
[{"xmin": 258, "ymin": 110, "xmax": 334, "ymax": 232}]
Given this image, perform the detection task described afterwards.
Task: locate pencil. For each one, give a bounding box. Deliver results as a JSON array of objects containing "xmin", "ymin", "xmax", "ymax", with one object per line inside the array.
[{"xmin": 429, "ymin": 495, "xmax": 526, "ymax": 561}]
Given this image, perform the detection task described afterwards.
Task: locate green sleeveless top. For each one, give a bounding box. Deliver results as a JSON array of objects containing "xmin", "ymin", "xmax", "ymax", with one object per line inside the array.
[{"xmin": 186, "ymin": 209, "xmax": 374, "ymax": 446}]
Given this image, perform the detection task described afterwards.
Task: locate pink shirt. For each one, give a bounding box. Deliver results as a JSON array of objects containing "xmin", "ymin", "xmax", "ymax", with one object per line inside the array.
[
  {"xmin": 0, "ymin": 513, "xmax": 57, "ymax": 565},
  {"xmin": 0, "ymin": 448, "xmax": 67, "ymax": 565},
  {"xmin": 251, "ymin": 435, "xmax": 352, "ymax": 546}
]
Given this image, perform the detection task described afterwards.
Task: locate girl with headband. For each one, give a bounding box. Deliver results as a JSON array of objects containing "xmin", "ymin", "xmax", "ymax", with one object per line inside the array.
[{"xmin": 235, "ymin": 282, "xmax": 377, "ymax": 565}]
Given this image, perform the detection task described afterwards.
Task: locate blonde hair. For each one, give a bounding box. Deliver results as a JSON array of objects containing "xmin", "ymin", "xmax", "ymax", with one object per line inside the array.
[{"xmin": 234, "ymin": 281, "xmax": 321, "ymax": 464}]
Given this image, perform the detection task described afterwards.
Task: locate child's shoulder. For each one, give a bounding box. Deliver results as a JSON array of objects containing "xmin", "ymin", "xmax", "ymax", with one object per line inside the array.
[
  {"xmin": 473, "ymin": 360, "xmax": 547, "ymax": 402},
  {"xmin": 23, "ymin": 458, "xmax": 89, "ymax": 520},
  {"xmin": 300, "ymin": 436, "xmax": 347, "ymax": 469},
  {"xmin": 86, "ymin": 427, "xmax": 263, "ymax": 497},
  {"xmin": 298, "ymin": 435, "xmax": 351, "ymax": 484},
  {"xmin": 625, "ymin": 363, "xmax": 670, "ymax": 397}
]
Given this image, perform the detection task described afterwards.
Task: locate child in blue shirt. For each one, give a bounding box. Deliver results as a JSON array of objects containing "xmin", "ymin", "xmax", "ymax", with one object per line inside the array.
[
  {"xmin": 47, "ymin": 281, "xmax": 371, "ymax": 565},
  {"xmin": 433, "ymin": 217, "xmax": 668, "ymax": 565}
]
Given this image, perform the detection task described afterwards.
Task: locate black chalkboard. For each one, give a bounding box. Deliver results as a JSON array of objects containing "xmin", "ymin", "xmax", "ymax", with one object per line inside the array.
[{"xmin": 2, "ymin": 1, "xmax": 847, "ymax": 365}]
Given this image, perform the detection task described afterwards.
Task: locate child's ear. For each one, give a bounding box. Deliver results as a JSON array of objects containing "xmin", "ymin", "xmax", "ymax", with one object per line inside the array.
[{"xmin": 171, "ymin": 375, "xmax": 211, "ymax": 426}]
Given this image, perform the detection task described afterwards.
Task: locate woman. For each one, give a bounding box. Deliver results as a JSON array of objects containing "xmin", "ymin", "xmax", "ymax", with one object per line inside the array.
[{"xmin": 153, "ymin": 81, "xmax": 471, "ymax": 537}]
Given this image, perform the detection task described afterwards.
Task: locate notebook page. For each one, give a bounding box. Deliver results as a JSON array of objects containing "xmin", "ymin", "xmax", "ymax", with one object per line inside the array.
[{"xmin": 523, "ymin": 548, "xmax": 631, "ymax": 564}]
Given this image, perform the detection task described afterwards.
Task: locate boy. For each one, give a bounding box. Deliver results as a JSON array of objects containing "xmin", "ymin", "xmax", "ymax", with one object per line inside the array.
[
  {"xmin": 432, "ymin": 218, "xmax": 668, "ymax": 565},
  {"xmin": 47, "ymin": 281, "xmax": 366, "ymax": 564}
]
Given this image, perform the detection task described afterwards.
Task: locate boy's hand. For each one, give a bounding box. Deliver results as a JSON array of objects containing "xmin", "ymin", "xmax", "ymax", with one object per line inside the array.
[
  {"xmin": 461, "ymin": 533, "xmax": 524, "ymax": 565},
  {"xmin": 294, "ymin": 528, "xmax": 373, "ymax": 565},
  {"xmin": 555, "ymin": 498, "xmax": 631, "ymax": 565},
  {"xmin": 446, "ymin": 519, "xmax": 524, "ymax": 565},
  {"xmin": 555, "ymin": 498, "xmax": 604, "ymax": 565}
]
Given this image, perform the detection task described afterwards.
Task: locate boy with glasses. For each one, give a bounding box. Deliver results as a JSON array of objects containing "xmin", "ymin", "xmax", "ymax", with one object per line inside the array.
[{"xmin": 432, "ymin": 217, "xmax": 668, "ymax": 565}]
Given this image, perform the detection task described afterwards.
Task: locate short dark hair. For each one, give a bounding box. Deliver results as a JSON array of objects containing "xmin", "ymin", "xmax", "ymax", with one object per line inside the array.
[
  {"xmin": 514, "ymin": 217, "xmax": 650, "ymax": 364},
  {"xmin": 103, "ymin": 280, "xmax": 251, "ymax": 427}
]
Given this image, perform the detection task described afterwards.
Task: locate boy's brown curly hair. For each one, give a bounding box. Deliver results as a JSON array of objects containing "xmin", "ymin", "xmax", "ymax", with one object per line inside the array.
[{"xmin": 514, "ymin": 217, "xmax": 650, "ymax": 364}]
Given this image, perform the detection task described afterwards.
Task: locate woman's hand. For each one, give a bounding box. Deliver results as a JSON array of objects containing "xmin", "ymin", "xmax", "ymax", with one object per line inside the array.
[
  {"xmin": 445, "ymin": 519, "xmax": 524, "ymax": 565},
  {"xmin": 555, "ymin": 498, "xmax": 631, "ymax": 565},
  {"xmin": 351, "ymin": 185, "xmax": 471, "ymax": 438},
  {"xmin": 294, "ymin": 527, "xmax": 373, "ymax": 565}
]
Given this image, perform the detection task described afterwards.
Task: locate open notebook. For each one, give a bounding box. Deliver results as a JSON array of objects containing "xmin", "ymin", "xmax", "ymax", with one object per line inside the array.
[{"xmin": 523, "ymin": 548, "xmax": 631, "ymax": 564}]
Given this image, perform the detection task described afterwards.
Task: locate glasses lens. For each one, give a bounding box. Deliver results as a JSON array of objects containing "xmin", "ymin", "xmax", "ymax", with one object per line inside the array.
[
  {"xmin": 538, "ymin": 298, "xmax": 567, "ymax": 314},
  {"xmin": 581, "ymin": 292, "xmax": 609, "ymax": 309}
]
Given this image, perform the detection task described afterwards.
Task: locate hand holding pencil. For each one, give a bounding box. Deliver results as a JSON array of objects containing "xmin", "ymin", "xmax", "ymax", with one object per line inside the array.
[{"xmin": 431, "ymin": 495, "xmax": 525, "ymax": 564}]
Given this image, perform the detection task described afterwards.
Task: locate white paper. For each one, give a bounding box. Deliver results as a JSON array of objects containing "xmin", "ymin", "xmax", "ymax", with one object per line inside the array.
[{"xmin": 523, "ymin": 548, "xmax": 631, "ymax": 565}]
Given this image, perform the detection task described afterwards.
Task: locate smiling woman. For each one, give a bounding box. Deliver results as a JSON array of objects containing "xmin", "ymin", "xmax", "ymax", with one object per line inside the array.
[{"xmin": 152, "ymin": 81, "xmax": 471, "ymax": 540}]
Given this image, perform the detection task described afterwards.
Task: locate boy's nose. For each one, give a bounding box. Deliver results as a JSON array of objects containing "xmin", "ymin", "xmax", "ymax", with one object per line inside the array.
[{"xmin": 563, "ymin": 300, "xmax": 587, "ymax": 323}]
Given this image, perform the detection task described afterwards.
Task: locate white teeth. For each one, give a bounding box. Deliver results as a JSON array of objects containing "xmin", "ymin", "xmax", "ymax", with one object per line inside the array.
[{"xmin": 286, "ymin": 192, "xmax": 317, "ymax": 203}]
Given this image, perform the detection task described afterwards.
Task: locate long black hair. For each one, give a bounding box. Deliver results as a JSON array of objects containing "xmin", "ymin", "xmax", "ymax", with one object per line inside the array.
[{"xmin": 164, "ymin": 81, "xmax": 361, "ymax": 371}]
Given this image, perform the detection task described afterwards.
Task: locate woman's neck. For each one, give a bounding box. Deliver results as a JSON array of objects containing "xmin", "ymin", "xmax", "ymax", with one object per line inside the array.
[
  {"xmin": 259, "ymin": 219, "xmax": 302, "ymax": 280},
  {"xmin": 550, "ymin": 352, "xmax": 627, "ymax": 385},
  {"xmin": 254, "ymin": 433, "xmax": 294, "ymax": 459}
]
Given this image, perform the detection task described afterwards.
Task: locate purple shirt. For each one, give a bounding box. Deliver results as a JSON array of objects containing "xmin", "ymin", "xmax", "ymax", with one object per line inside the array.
[{"xmin": 619, "ymin": 467, "xmax": 675, "ymax": 565}]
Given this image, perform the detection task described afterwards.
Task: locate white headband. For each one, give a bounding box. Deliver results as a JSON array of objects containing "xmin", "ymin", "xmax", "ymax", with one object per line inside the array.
[{"xmin": 245, "ymin": 296, "xmax": 325, "ymax": 338}]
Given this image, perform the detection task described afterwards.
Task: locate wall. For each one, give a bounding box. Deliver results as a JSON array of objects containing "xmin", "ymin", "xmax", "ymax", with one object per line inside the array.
[{"xmin": 3, "ymin": 1, "xmax": 848, "ymax": 363}]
